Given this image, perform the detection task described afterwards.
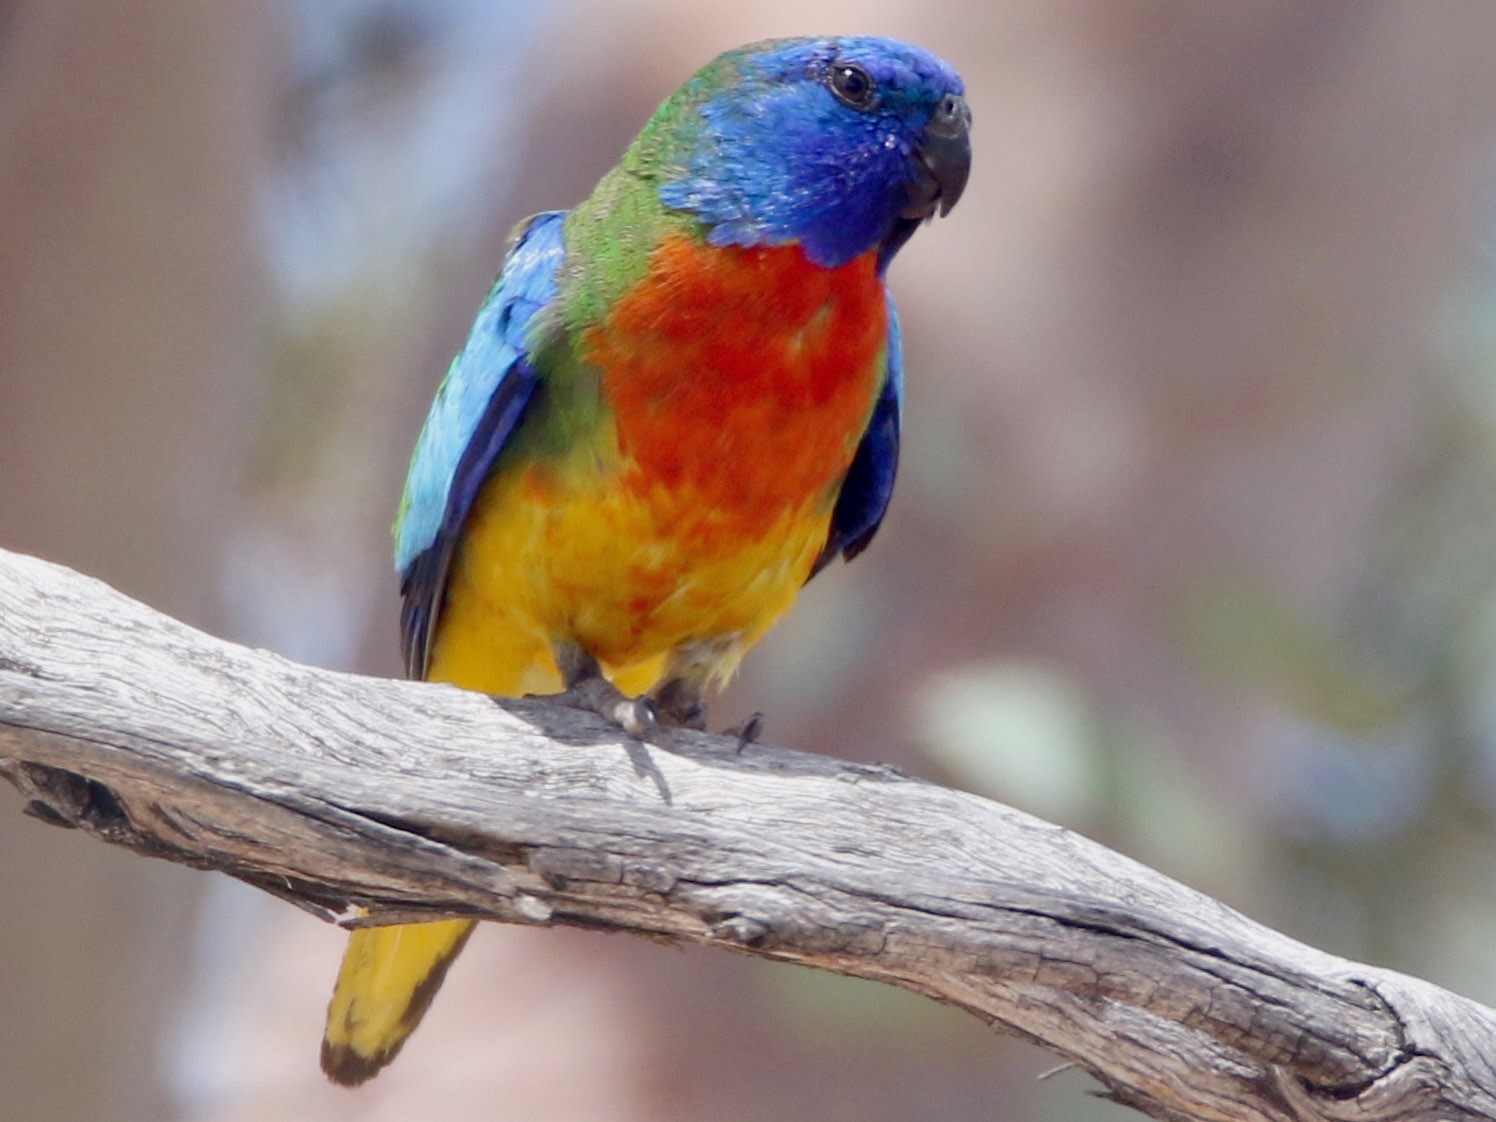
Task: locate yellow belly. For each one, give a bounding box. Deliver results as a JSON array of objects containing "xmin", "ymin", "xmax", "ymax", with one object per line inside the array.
[{"xmin": 427, "ymin": 461, "xmax": 833, "ymax": 696}]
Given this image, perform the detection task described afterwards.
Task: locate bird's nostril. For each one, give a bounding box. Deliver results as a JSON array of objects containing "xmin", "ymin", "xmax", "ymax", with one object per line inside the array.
[{"xmin": 928, "ymin": 94, "xmax": 970, "ymax": 138}]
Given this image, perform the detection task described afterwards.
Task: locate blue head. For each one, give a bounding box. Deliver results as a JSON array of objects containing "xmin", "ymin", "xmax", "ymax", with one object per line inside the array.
[{"xmin": 656, "ymin": 36, "xmax": 971, "ymax": 270}]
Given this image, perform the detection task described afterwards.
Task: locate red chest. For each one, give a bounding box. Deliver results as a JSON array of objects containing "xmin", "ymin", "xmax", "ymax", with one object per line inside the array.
[{"xmin": 583, "ymin": 235, "xmax": 888, "ymax": 527}]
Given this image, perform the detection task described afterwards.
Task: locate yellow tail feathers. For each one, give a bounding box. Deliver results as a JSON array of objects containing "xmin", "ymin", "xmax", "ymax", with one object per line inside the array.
[{"xmin": 321, "ymin": 919, "xmax": 476, "ymax": 1085}]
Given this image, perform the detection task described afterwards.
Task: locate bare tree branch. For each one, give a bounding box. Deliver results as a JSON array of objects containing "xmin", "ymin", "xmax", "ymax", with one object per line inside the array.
[{"xmin": 1, "ymin": 545, "xmax": 1493, "ymax": 1121}]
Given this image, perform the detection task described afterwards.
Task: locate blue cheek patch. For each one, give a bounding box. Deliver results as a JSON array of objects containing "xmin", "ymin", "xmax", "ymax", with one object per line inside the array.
[
  {"xmin": 660, "ymin": 85, "xmax": 913, "ymax": 268},
  {"xmin": 657, "ymin": 35, "xmax": 961, "ymax": 268}
]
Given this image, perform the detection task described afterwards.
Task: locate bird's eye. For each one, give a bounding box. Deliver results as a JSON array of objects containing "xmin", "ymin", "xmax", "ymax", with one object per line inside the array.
[{"xmin": 829, "ymin": 63, "xmax": 876, "ymax": 109}]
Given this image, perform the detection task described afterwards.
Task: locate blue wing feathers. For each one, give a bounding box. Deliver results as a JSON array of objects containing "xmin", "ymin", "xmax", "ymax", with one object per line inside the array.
[
  {"xmin": 812, "ymin": 293, "xmax": 903, "ymax": 576},
  {"xmin": 396, "ymin": 211, "xmax": 567, "ymax": 676}
]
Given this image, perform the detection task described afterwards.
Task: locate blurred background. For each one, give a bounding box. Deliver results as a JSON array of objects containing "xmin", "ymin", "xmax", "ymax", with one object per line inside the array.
[{"xmin": 5, "ymin": 1, "xmax": 1496, "ymax": 1119}]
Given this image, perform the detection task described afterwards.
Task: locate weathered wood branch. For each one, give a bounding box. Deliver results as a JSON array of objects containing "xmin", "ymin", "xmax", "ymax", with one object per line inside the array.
[{"xmin": 1, "ymin": 546, "xmax": 1493, "ymax": 1121}]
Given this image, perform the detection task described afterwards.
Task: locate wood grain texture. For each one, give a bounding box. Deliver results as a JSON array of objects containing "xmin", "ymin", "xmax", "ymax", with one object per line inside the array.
[{"xmin": 2, "ymin": 545, "xmax": 1493, "ymax": 1122}]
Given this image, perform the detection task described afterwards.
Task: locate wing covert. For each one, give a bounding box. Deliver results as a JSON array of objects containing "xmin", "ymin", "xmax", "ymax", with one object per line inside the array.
[
  {"xmin": 811, "ymin": 291, "xmax": 904, "ymax": 577},
  {"xmin": 394, "ymin": 211, "xmax": 567, "ymax": 677}
]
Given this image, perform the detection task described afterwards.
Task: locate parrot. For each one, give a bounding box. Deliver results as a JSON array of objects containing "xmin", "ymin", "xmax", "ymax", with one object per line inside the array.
[{"xmin": 320, "ymin": 34, "xmax": 970, "ymax": 1085}]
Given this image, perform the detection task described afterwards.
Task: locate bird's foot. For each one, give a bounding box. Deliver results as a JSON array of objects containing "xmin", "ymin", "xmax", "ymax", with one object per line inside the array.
[
  {"xmin": 651, "ymin": 678, "xmax": 708, "ymax": 731},
  {"xmin": 540, "ymin": 675, "xmax": 658, "ymax": 737}
]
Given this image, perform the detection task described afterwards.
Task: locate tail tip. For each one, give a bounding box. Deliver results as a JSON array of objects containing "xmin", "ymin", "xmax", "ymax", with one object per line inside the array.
[{"xmin": 320, "ymin": 1038, "xmax": 393, "ymax": 1087}]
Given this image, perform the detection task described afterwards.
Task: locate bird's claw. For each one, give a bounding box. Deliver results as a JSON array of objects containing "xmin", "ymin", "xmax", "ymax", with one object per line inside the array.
[
  {"xmin": 536, "ymin": 677, "xmax": 659, "ymax": 738},
  {"xmin": 615, "ymin": 696, "xmax": 659, "ymax": 737},
  {"xmin": 723, "ymin": 711, "xmax": 764, "ymax": 752}
]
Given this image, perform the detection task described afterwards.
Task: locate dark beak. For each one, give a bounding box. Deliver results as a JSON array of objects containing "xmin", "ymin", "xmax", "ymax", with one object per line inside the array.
[{"xmin": 902, "ymin": 93, "xmax": 972, "ymax": 220}]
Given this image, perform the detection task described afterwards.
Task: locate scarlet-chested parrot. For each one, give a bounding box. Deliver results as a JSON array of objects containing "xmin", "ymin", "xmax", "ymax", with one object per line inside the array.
[{"xmin": 321, "ymin": 34, "xmax": 970, "ymax": 1085}]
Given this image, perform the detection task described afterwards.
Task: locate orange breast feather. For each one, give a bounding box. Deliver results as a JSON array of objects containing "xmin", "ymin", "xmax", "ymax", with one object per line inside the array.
[{"xmin": 429, "ymin": 235, "xmax": 888, "ymax": 695}]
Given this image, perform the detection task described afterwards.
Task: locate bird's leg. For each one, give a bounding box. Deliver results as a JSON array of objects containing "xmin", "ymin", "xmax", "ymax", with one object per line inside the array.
[
  {"xmin": 656, "ymin": 639, "xmax": 765, "ymax": 744},
  {"xmin": 542, "ymin": 644, "xmax": 658, "ymax": 737},
  {"xmin": 651, "ymin": 676, "xmax": 708, "ymax": 731}
]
